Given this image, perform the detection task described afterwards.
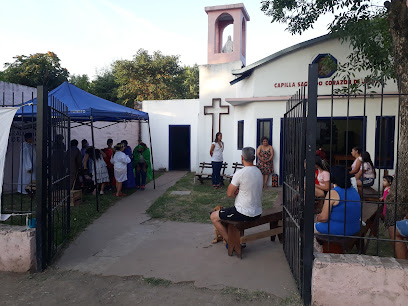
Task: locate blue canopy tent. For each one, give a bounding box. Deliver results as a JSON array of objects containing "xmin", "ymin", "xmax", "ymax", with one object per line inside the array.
[
  {"xmin": 14, "ymin": 82, "xmax": 156, "ymax": 207},
  {"xmin": 16, "ymin": 81, "xmax": 149, "ymax": 122}
]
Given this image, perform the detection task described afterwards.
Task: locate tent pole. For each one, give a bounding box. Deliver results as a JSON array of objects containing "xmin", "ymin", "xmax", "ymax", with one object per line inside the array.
[
  {"xmin": 147, "ymin": 119, "xmax": 155, "ymax": 189},
  {"xmin": 90, "ymin": 114, "xmax": 99, "ymax": 211}
]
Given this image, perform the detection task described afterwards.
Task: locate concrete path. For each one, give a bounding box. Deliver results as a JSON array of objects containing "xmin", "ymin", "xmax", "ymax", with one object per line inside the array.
[{"xmin": 57, "ymin": 172, "xmax": 297, "ymax": 298}]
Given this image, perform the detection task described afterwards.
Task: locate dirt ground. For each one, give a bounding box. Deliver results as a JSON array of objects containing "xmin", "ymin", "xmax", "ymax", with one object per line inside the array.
[{"xmin": 0, "ymin": 268, "xmax": 301, "ymax": 305}]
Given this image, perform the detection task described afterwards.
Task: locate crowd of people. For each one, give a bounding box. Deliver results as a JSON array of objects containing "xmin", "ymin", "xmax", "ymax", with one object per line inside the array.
[
  {"xmin": 313, "ymin": 145, "xmax": 407, "ymax": 259},
  {"xmin": 70, "ymin": 138, "xmax": 151, "ymax": 197}
]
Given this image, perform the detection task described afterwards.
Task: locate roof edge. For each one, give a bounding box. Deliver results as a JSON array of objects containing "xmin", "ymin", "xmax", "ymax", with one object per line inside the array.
[
  {"xmin": 231, "ymin": 34, "xmax": 333, "ymax": 76},
  {"xmin": 205, "ymin": 3, "xmax": 250, "ymax": 21}
]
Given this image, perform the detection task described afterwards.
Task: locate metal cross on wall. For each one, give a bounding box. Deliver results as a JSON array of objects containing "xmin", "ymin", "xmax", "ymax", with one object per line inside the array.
[{"xmin": 204, "ymin": 98, "xmax": 230, "ymax": 141}]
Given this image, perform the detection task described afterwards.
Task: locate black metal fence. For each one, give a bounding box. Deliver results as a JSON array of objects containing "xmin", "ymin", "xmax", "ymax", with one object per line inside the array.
[
  {"xmin": 282, "ymin": 64, "xmax": 317, "ymax": 305},
  {"xmin": 283, "ymin": 64, "xmax": 408, "ymax": 304},
  {"xmin": 0, "ymin": 85, "xmax": 70, "ymax": 270},
  {"xmin": 311, "ymin": 75, "xmax": 408, "ymax": 258},
  {"xmin": 36, "ymin": 86, "xmax": 71, "ymax": 270}
]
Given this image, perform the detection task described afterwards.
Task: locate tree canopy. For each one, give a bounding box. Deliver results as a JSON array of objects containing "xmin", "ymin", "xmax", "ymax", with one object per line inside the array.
[
  {"xmin": 0, "ymin": 49, "xmax": 199, "ymax": 107},
  {"xmin": 0, "ymin": 52, "xmax": 69, "ymax": 90},
  {"xmin": 113, "ymin": 49, "xmax": 198, "ymax": 107},
  {"xmin": 69, "ymin": 74, "xmax": 91, "ymax": 92}
]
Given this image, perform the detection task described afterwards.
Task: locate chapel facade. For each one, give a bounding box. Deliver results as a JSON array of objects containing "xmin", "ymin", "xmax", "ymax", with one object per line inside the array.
[{"xmin": 142, "ymin": 3, "xmax": 399, "ymax": 187}]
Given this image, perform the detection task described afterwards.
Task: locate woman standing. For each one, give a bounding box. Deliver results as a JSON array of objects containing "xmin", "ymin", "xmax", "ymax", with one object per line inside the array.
[
  {"xmin": 111, "ymin": 143, "xmax": 131, "ymax": 197},
  {"xmin": 256, "ymin": 137, "xmax": 274, "ymax": 189},
  {"xmin": 209, "ymin": 132, "xmax": 224, "ymax": 189}
]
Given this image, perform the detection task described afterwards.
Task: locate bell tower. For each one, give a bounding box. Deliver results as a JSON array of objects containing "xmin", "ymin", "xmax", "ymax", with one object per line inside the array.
[{"xmin": 205, "ymin": 3, "xmax": 250, "ymax": 66}]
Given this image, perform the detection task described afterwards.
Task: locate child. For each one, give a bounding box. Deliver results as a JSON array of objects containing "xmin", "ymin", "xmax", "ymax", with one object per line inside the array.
[
  {"xmin": 380, "ymin": 175, "xmax": 393, "ymax": 216},
  {"xmin": 84, "ymin": 147, "xmax": 110, "ymax": 195},
  {"xmin": 110, "ymin": 143, "xmax": 131, "ymax": 197}
]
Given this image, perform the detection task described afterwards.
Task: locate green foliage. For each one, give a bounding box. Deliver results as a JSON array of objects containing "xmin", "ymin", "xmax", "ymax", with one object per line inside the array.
[
  {"xmin": 113, "ymin": 49, "xmax": 199, "ymax": 107},
  {"xmin": 0, "ymin": 52, "xmax": 69, "ymax": 90},
  {"xmin": 180, "ymin": 64, "xmax": 199, "ymax": 99},
  {"xmin": 261, "ymin": 1, "xmax": 395, "ymax": 83},
  {"xmin": 89, "ymin": 69, "xmax": 119, "ymax": 103},
  {"xmin": 70, "ymin": 74, "xmax": 91, "ymax": 92}
]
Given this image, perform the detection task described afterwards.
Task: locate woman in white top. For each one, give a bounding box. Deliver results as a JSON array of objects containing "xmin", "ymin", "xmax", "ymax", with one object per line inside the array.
[
  {"xmin": 209, "ymin": 132, "xmax": 224, "ymax": 189},
  {"xmin": 355, "ymin": 151, "xmax": 376, "ymax": 193},
  {"xmin": 111, "ymin": 143, "xmax": 131, "ymax": 197}
]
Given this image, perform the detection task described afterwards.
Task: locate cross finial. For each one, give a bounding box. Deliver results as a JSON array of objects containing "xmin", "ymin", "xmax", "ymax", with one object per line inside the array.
[{"xmin": 204, "ymin": 98, "xmax": 230, "ymax": 141}]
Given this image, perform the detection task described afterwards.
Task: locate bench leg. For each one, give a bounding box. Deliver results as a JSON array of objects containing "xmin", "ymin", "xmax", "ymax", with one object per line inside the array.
[
  {"xmin": 227, "ymin": 224, "xmax": 242, "ymax": 258},
  {"xmin": 270, "ymin": 221, "xmax": 283, "ymax": 243}
]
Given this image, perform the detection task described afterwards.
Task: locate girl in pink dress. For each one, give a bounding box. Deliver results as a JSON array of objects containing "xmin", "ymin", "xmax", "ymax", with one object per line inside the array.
[{"xmin": 381, "ymin": 175, "xmax": 393, "ymax": 216}]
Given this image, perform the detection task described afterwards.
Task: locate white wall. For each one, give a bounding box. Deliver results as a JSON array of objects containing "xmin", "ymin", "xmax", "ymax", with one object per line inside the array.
[
  {"xmin": 71, "ymin": 121, "xmax": 139, "ymax": 151},
  {"xmin": 198, "ymin": 61, "xmax": 243, "ymax": 175},
  {"xmin": 140, "ymin": 36, "xmax": 400, "ymax": 187},
  {"xmin": 245, "ymin": 39, "xmax": 398, "ymax": 99},
  {"xmin": 0, "ymin": 81, "xmax": 36, "ymax": 105},
  {"xmin": 142, "ymin": 99, "xmax": 200, "ymax": 171}
]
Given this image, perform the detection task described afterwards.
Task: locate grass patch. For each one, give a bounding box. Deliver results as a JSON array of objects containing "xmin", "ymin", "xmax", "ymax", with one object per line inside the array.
[
  {"xmin": 221, "ymin": 287, "xmax": 271, "ymax": 302},
  {"xmin": 1, "ymin": 171, "xmax": 165, "ymax": 244},
  {"xmin": 142, "ymin": 277, "xmax": 172, "ymax": 287},
  {"xmin": 147, "ymin": 172, "xmax": 278, "ymax": 224},
  {"xmin": 358, "ymin": 223, "xmax": 394, "ymax": 257}
]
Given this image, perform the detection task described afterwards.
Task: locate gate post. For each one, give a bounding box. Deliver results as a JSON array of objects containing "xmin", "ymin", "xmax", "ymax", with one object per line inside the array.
[
  {"xmin": 303, "ymin": 64, "xmax": 318, "ymax": 304},
  {"xmin": 36, "ymin": 86, "xmax": 48, "ymax": 271}
]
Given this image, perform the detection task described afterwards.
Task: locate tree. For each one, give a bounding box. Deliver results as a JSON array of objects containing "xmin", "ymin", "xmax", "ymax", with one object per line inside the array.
[
  {"xmin": 261, "ymin": 1, "xmax": 408, "ymax": 220},
  {"xmin": 113, "ymin": 49, "xmax": 198, "ymax": 107},
  {"xmin": 89, "ymin": 69, "xmax": 119, "ymax": 103},
  {"xmin": 0, "ymin": 52, "xmax": 69, "ymax": 90},
  {"xmin": 70, "ymin": 74, "xmax": 91, "ymax": 92},
  {"xmin": 181, "ymin": 64, "xmax": 199, "ymax": 99}
]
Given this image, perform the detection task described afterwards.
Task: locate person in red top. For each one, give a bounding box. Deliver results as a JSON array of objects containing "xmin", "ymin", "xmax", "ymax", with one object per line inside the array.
[{"xmin": 102, "ymin": 138, "xmax": 116, "ymax": 188}]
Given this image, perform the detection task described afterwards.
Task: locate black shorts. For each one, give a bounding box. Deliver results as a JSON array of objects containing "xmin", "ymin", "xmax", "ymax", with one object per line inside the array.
[{"xmin": 219, "ymin": 206, "xmax": 261, "ymax": 221}]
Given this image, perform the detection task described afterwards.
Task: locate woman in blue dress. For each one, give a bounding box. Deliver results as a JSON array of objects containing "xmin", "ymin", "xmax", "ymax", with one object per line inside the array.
[{"xmin": 315, "ymin": 166, "xmax": 361, "ymax": 236}]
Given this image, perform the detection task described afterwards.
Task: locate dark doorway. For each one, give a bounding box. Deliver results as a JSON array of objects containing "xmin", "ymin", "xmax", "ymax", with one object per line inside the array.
[
  {"xmin": 169, "ymin": 125, "xmax": 190, "ymax": 171},
  {"xmin": 316, "ymin": 117, "xmax": 366, "ymax": 167}
]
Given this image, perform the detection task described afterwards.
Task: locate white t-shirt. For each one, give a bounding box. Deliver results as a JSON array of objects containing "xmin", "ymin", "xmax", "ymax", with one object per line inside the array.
[
  {"xmin": 110, "ymin": 151, "xmax": 130, "ymax": 171},
  {"xmin": 211, "ymin": 142, "xmax": 224, "ymax": 162},
  {"xmin": 230, "ymin": 166, "xmax": 263, "ymax": 217}
]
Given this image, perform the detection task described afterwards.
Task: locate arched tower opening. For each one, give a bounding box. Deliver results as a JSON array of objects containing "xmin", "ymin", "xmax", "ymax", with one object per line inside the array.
[
  {"xmin": 214, "ymin": 13, "xmax": 234, "ymax": 53},
  {"xmin": 205, "ymin": 4, "xmax": 250, "ymax": 65}
]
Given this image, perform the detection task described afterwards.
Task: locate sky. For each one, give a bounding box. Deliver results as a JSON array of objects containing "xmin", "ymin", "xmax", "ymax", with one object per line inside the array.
[{"xmin": 0, "ymin": 0, "xmax": 332, "ymax": 80}]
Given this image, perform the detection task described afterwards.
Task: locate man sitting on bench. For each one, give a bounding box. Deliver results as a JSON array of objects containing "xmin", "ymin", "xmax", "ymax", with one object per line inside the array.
[{"xmin": 210, "ymin": 147, "xmax": 263, "ymax": 248}]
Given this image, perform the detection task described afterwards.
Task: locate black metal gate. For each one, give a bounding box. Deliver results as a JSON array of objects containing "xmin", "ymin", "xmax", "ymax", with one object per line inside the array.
[
  {"xmin": 282, "ymin": 64, "xmax": 317, "ymax": 305},
  {"xmin": 36, "ymin": 86, "xmax": 71, "ymax": 270}
]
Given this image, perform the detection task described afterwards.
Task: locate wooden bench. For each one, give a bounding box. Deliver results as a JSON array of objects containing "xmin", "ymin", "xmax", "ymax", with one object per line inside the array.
[
  {"xmin": 221, "ymin": 206, "xmax": 283, "ymax": 258},
  {"xmin": 316, "ymin": 200, "xmax": 382, "ymax": 254},
  {"xmin": 224, "ymin": 162, "xmax": 243, "ymax": 181},
  {"xmin": 195, "ymin": 162, "xmax": 228, "ymax": 184},
  {"xmin": 360, "ymin": 186, "xmax": 379, "ymax": 200}
]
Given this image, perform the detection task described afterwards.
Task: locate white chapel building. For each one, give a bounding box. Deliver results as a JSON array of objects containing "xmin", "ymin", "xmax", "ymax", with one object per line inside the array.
[{"xmin": 142, "ymin": 3, "xmax": 398, "ymax": 186}]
